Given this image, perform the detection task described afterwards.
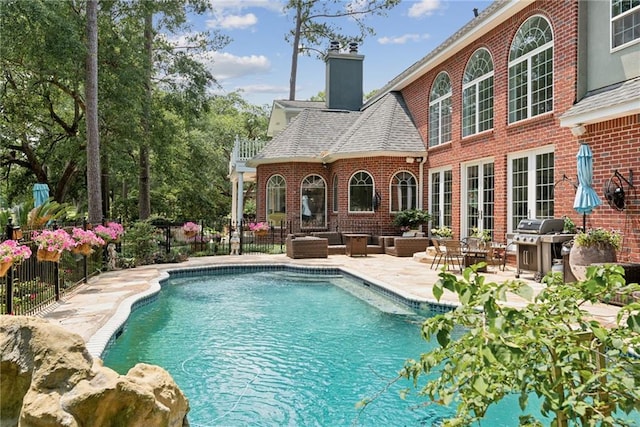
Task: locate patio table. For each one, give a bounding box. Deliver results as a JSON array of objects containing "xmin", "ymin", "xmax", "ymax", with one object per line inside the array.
[
  {"xmin": 463, "ymin": 248, "xmax": 488, "ymax": 272},
  {"xmin": 344, "ymin": 234, "xmax": 369, "ymax": 257}
]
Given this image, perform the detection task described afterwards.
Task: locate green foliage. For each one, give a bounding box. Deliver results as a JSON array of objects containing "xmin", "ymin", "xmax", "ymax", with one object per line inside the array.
[
  {"xmin": 470, "ymin": 227, "xmax": 491, "ymax": 242},
  {"xmin": 392, "ymin": 209, "xmax": 430, "ymax": 229},
  {"xmin": 121, "ymin": 221, "xmax": 159, "ymax": 266},
  {"xmin": 400, "ymin": 265, "xmax": 640, "ymax": 426},
  {"xmin": 575, "ymin": 228, "xmax": 622, "ymax": 251},
  {"xmin": 563, "ymin": 216, "xmax": 576, "ymax": 233}
]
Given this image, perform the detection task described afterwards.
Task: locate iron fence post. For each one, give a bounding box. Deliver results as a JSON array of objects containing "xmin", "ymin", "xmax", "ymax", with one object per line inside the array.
[
  {"xmin": 54, "ymin": 262, "xmax": 60, "ymax": 301},
  {"xmin": 6, "ymin": 268, "xmax": 13, "ymax": 314}
]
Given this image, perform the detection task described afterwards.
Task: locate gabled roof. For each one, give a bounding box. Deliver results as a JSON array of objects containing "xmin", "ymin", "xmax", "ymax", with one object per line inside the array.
[
  {"xmin": 273, "ymin": 100, "xmax": 325, "ymax": 110},
  {"xmin": 325, "ymin": 92, "xmax": 425, "ymax": 161},
  {"xmin": 248, "ymin": 92, "xmax": 426, "ymax": 166}
]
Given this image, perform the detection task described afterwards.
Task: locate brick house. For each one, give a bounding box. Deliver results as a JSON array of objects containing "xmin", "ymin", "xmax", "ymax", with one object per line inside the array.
[{"xmin": 247, "ymin": 0, "xmax": 640, "ymax": 262}]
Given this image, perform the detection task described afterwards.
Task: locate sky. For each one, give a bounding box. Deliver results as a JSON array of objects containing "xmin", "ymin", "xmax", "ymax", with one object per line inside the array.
[{"xmin": 188, "ymin": 0, "xmax": 493, "ymax": 107}]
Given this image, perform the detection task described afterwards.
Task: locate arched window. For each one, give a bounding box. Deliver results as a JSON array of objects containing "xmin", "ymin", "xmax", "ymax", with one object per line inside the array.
[
  {"xmin": 429, "ymin": 72, "xmax": 452, "ymax": 147},
  {"xmin": 266, "ymin": 175, "xmax": 286, "ymax": 226},
  {"xmin": 301, "ymin": 175, "xmax": 326, "ymax": 228},
  {"xmin": 349, "ymin": 171, "xmax": 374, "ymax": 212},
  {"xmin": 462, "ymin": 48, "xmax": 494, "ymax": 137},
  {"xmin": 390, "ymin": 171, "xmax": 417, "ymax": 212},
  {"xmin": 508, "ymin": 15, "xmax": 554, "ymax": 123},
  {"xmin": 332, "ymin": 174, "xmax": 339, "ymax": 213}
]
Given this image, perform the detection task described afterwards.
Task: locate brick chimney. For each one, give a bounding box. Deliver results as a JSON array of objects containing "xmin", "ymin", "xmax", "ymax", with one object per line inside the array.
[{"xmin": 325, "ymin": 41, "xmax": 364, "ymax": 111}]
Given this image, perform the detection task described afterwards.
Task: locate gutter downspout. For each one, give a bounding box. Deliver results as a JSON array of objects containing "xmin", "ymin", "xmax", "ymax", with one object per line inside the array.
[{"xmin": 418, "ymin": 156, "xmax": 427, "ymax": 210}]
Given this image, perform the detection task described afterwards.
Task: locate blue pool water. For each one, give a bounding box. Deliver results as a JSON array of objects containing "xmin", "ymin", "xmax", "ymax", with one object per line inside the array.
[{"xmin": 103, "ymin": 269, "xmax": 544, "ymax": 426}]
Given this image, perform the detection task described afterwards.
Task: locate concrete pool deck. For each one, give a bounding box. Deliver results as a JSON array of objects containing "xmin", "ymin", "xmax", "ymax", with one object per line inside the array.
[{"xmin": 42, "ymin": 253, "xmax": 622, "ymax": 356}]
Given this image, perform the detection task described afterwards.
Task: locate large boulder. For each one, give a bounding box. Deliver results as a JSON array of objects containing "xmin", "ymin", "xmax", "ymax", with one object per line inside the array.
[{"xmin": 0, "ymin": 316, "xmax": 189, "ymax": 427}]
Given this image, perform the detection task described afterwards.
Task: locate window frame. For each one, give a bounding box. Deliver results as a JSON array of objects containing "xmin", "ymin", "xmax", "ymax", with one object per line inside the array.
[
  {"xmin": 389, "ymin": 171, "xmax": 418, "ymax": 213},
  {"xmin": 266, "ymin": 174, "xmax": 286, "ymax": 227},
  {"xmin": 462, "ymin": 48, "xmax": 494, "ymax": 137},
  {"xmin": 348, "ymin": 170, "xmax": 375, "ymax": 213},
  {"xmin": 508, "ymin": 14, "xmax": 554, "ymax": 124},
  {"xmin": 429, "ymin": 167, "xmax": 453, "ymax": 230},
  {"xmin": 300, "ymin": 174, "xmax": 327, "ymax": 229},
  {"xmin": 611, "ymin": 0, "xmax": 640, "ymax": 50},
  {"xmin": 428, "ymin": 72, "xmax": 453, "ymax": 147}
]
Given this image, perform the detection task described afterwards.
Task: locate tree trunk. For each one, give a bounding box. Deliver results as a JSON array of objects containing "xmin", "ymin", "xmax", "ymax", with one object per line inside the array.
[
  {"xmin": 139, "ymin": 7, "xmax": 153, "ymax": 220},
  {"xmin": 85, "ymin": 0, "xmax": 103, "ymax": 223},
  {"xmin": 288, "ymin": 4, "xmax": 302, "ymax": 101}
]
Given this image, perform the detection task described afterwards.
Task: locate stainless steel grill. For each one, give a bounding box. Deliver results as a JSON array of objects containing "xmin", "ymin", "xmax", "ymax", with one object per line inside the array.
[{"xmin": 513, "ymin": 219, "xmax": 569, "ymax": 281}]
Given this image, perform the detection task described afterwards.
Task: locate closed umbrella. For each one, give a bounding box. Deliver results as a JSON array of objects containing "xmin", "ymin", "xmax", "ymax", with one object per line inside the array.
[
  {"xmin": 33, "ymin": 183, "xmax": 50, "ymax": 208},
  {"xmin": 573, "ymin": 143, "xmax": 601, "ymax": 231}
]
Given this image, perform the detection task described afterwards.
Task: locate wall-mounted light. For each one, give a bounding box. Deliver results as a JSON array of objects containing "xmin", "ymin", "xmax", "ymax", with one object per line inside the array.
[
  {"xmin": 415, "ymin": 157, "xmax": 423, "ymax": 163},
  {"xmin": 405, "ymin": 157, "xmax": 415, "ymax": 164},
  {"xmin": 571, "ymin": 124, "xmax": 586, "ymax": 137}
]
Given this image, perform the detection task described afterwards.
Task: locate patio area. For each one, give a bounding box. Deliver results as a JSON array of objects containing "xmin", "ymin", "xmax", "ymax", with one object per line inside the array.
[{"xmin": 40, "ymin": 252, "xmax": 624, "ymax": 357}]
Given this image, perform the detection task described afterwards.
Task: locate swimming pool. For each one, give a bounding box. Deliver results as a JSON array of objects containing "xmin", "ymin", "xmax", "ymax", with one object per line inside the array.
[{"xmin": 103, "ymin": 266, "xmax": 542, "ymax": 426}]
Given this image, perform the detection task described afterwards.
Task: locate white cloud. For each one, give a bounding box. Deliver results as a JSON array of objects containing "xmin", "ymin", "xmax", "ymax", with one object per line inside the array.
[
  {"xmin": 199, "ymin": 51, "xmax": 271, "ymax": 81},
  {"xmin": 236, "ymin": 83, "xmax": 289, "ymax": 94},
  {"xmin": 208, "ymin": 0, "xmax": 283, "ymax": 13},
  {"xmin": 207, "ymin": 13, "xmax": 258, "ymax": 30},
  {"xmin": 378, "ymin": 33, "xmax": 430, "ymax": 45},
  {"xmin": 408, "ymin": 0, "xmax": 442, "ymax": 18}
]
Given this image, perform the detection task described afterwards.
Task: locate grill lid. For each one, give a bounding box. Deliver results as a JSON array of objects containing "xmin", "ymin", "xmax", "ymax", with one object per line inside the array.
[{"xmin": 516, "ymin": 218, "xmax": 564, "ymax": 235}]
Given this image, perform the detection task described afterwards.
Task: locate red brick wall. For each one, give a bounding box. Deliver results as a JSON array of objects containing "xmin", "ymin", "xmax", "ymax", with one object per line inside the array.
[{"xmin": 402, "ymin": 1, "xmax": 580, "ymax": 244}]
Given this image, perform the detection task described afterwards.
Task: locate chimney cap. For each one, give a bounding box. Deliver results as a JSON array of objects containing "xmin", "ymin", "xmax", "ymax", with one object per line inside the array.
[
  {"xmin": 348, "ymin": 42, "xmax": 358, "ymax": 53},
  {"xmin": 329, "ymin": 41, "xmax": 340, "ymax": 52}
]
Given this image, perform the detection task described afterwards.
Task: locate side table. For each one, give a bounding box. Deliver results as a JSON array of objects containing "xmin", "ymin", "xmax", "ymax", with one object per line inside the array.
[{"xmin": 344, "ymin": 234, "xmax": 369, "ymax": 257}]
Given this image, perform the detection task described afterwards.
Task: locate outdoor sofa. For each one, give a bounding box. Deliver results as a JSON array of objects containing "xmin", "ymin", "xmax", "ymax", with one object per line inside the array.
[
  {"xmin": 383, "ymin": 236, "xmax": 431, "ymax": 257},
  {"xmin": 285, "ymin": 235, "xmax": 328, "ymax": 259},
  {"xmin": 309, "ymin": 232, "xmax": 385, "ymax": 255}
]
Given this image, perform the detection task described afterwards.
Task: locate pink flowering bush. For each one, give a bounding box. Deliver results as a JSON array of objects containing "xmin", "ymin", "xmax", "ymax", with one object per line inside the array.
[
  {"xmin": 182, "ymin": 221, "xmax": 200, "ymax": 233},
  {"xmin": 0, "ymin": 240, "xmax": 32, "ymax": 264},
  {"xmin": 248, "ymin": 222, "xmax": 270, "ymax": 232},
  {"xmin": 94, "ymin": 222, "xmax": 125, "ymax": 241},
  {"xmin": 32, "ymin": 229, "xmax": 75, "ymax": 253},
  {"xmin": 71, "ymin": 228, "xmax": 105, "ymax": 247}
]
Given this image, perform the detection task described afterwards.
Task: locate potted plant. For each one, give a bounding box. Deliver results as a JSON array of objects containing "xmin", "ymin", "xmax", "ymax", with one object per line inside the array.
[
  {"xmin": 563, "ymin": 216, "xmax": 576, "ymax": 234},
  {"xmin": 392, "ymin": 209, "xmax": 431, "ymax": 233},
  {"xmin": 94, "ymin": 222, "xmax": 125, "ymax": 243},
  {"xmin": 0, "ymin": 239, "xmax": 32, "ymax": 277},
  {"xmin": 569, "ymin": 228, "xmax": 621, "ymax": 281},
  {"xmin": 70, "ymin": 228, "xmax": 105, "ymax": 256},
  {"xmin": 249, "ymin": 221, "xmax": 270, "ymax": 236},
  {"xmin": 32, "ymin": 229, "xmax": 75, "ymax": 262},
  {"xmin": 182, "ymin": 221, "xmax": 200, "ymax": 238},
  {"xmin": 430, "ymin": 225, "xmax": 453, "ymax": 239}
]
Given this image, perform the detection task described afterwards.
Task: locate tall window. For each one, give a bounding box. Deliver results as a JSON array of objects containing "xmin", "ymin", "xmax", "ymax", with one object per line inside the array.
[
  {"xmin": 463, "ymin": 48, "xmax": 494, "ymax": 137},
  {"xmin": 266, "ymin": 175, "xmax": 286, "ymax": 226},
  {"xmin": 332, "ymin": 174, "xmax": 339, "ymax": 213},
  {"xmin": 429, "ymin": 169, "xmax": 453, "ymax": 229},
  {"xmin": 612, "ymin": 0, "xmax": 640, "ymax": 49},
  {"xmin": 508, "ymin": 148, "xmax": 555, "ymax": 232},
  {"xmin": 429, "ymin": 72, "xmax": 452, "ymax": 147},
  {"xmin": 349, "ymin": 171, "xmax": 374, "ymax": 212},
  {"xmin": 301, "ymin": 175, "xmax": 326, "ymax": 228},
  {"xmin": 508, "ymin": 15, "xmax": 554, "ymax": 123},
  {"xmin": 390, "ymin": 172, "xmax": 417, "ymax": 212}
]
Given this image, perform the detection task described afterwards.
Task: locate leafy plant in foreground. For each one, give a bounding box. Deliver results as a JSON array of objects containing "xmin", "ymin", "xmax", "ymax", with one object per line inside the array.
[{"xmin": 399, "ymin": 265, "xmax": 640, "ymax": 426}]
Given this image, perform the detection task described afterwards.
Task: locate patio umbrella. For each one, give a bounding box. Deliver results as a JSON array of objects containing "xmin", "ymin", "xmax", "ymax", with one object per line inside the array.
[
  {"xmin": 33, "ymin": 183, "xmax": 50, "ymax": 208},
  {"xmin": 573, "ymin": 143, "xmax": 601, "ymax": 231}
]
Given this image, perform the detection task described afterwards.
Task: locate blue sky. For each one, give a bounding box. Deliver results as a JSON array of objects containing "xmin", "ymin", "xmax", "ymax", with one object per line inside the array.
[{"xmin": 190, "ymin": 0, "xmax": 493, "ymax": 107}]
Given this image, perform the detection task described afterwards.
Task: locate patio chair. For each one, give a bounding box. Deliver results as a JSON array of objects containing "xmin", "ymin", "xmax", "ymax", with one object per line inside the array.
[
  {"xmin": 430, "ymin": 238, "xmax": 446, "ymax": 270},
  {"xmin": 486, "ymin": 244, "xmax": 507, "ymax": 272},
  {"xmin": 442, "ymin": 239, "xmax": 465, "ymax": 272}
]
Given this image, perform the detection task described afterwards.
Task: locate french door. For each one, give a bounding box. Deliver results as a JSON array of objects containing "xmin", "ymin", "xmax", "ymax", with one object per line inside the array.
[{"xmin": 462, "ymin": 161, "xmax": 495, "ymax": 239}]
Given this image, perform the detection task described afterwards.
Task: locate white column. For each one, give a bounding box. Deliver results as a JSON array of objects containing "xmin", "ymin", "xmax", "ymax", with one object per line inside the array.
[
  {"xmin": 231, "ymin": 177, "xmax": 238, "ymax": 224},
  {"xmin": 236, "ymin": 172, "xmax": 244, "ymax": 224}
]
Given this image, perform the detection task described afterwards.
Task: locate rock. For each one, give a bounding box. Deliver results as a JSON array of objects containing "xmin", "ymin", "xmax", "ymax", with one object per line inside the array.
[{"xmin": 0, "ymin": 316, "xmax": 189, "ymax": 427}]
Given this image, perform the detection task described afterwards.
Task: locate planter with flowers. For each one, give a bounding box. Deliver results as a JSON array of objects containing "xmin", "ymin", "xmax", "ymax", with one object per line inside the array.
[
  {"xmin": 182, "ymin": 221, "xmax": 200, "ymax": 239},
  {"xmin": 392, "ymin": 209, "xmax": 431, "ymax": 235},
  {"xmin": 32, "ymin": 229, "xmax": 75, "ymax": 262},
  {"xmin": 431, "ymin": 226, "xmax": 453, "ymax": 240},
  {"xmin": 94, "ymin": 222, "xmax": 125, "ymax": 243},
  {"xmin": 70, "ymin": 228, "xmax": 105, "ymax": 256},
  {"xmin": 249, "ymin": 221, "xmax": 270, "ymax": 236},
  {"xmin": 0, "ymin": 240, "xmax": 32, "ymax": 277}
]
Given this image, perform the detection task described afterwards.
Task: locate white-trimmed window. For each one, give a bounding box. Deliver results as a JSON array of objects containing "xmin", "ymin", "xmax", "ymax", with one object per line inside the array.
[
  {"xmin": 507, "ymin": 147, "xmax": 555, "ymax": 232},
  {"xmin": 349, "ymin": 171, "xmax": 374, "ymax": 212},
  {"xmin": 332, "ymin": 174, "xmax": 339, "ymax": 213},
  {"xmin": 429, "ymin": 72, "xmax": 452, "ymax": 147},
  {"xmin": 301, "ymin": 175, "xmax": 326, "ymax": 228},
  {"xmin": 266, "ymin": 174, "xmax": 286, "ymax": 226},
  {"xmin": 429, "ymin": 168, "xmax": 453, "ymax": 229},
  {"xmin": 390, "ymin": 171, "xmax": 417, "ymax": 212},
  {"xmin": 508, "ymin": 15, "xmax": 554, "ymax": 124},
  {"xmin": 463, "ymin": 48, "xmax": 494, "ymax": 137},
  {"xmin": 612, "ymin": 0, "xmax": 640, "ymax": 49}
]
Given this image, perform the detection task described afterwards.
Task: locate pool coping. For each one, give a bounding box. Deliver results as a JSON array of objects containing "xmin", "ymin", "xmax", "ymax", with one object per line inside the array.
[{"xmin": 86, "ymin": 263, "xmax": 458, "ymax": 358}]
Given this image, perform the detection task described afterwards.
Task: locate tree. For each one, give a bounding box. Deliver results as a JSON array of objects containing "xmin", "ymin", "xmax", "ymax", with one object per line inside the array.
[
  {"xmin": 85, "ymin": 0, "xmax": 102, "ymax": 223},
  {"xmin": 283, "ymin": 0, "xmax": 400, "ymax": 100},
  {"xmin": 396, "ymin": 265, "xmax": 640, "ymax": 426}
]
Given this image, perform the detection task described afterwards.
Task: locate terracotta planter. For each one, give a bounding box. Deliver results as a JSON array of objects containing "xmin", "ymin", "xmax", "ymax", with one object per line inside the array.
[
  {"xmin": 184, "ymin": 230, "xmax": 197, "ymax": 239},
  {"xmin": 37, "ymin": 249, "xmax": 62, "ymax": 263},
  {"xmin": 72, "ymin": 243, "xmax": 93, "ymax": 256},
  {"xmin": 569, "ymin": 243, "xmax": 617, "ymax": 282},
  {"xmin": 0, "ymin": 261, "xmax": 12, "ymax": 277},
  {"xmin": 254, "ymin": 229, "xmax": 268, "ymax": 237}
]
